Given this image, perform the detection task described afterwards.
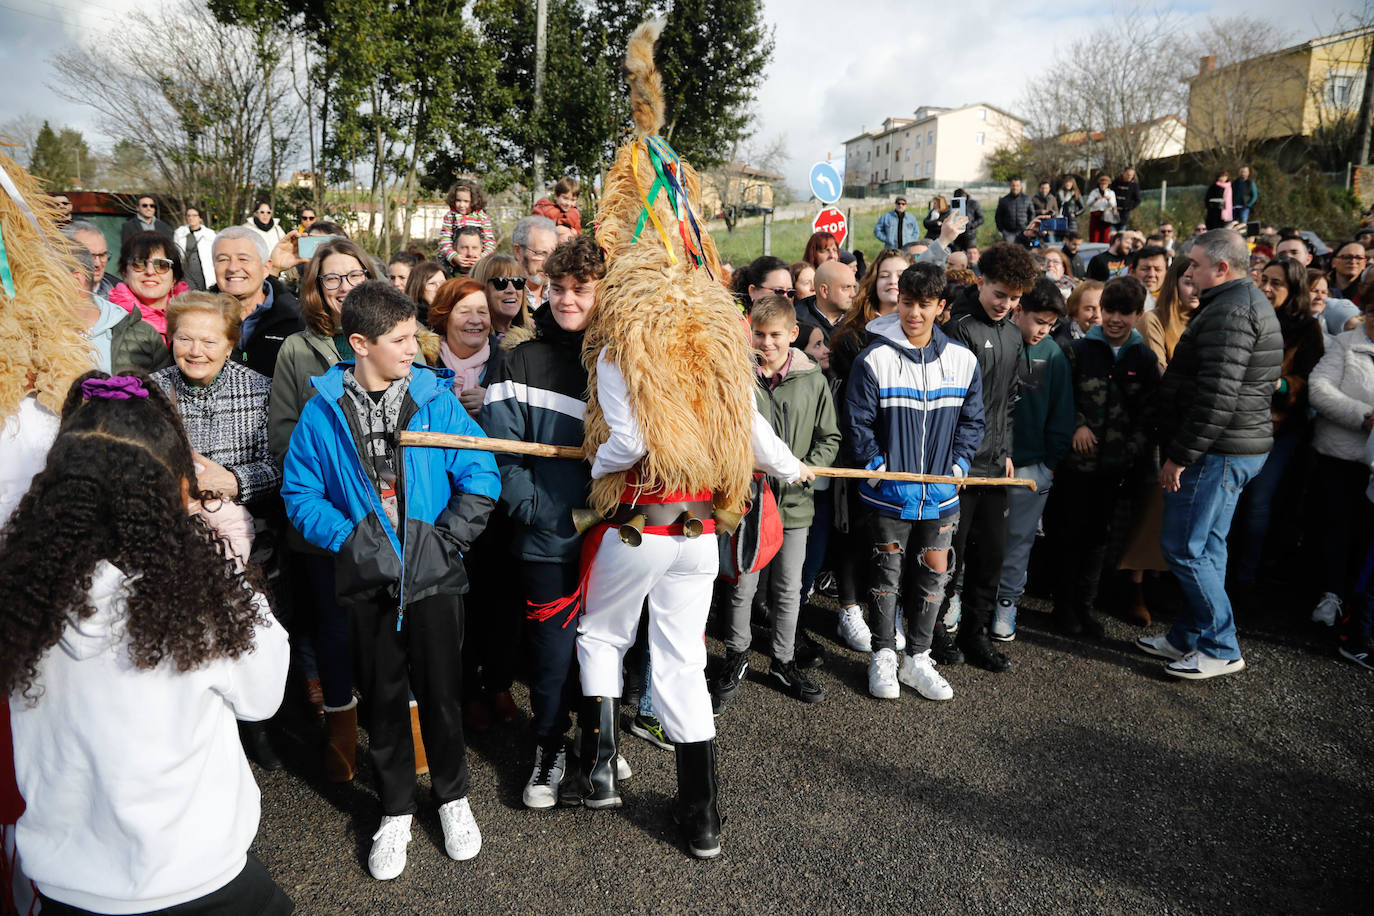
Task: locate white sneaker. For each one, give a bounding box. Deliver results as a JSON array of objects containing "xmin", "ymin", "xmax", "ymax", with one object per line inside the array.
[
  {"xmin": 942, "ymin": 593, "xmax": 962, "ymax": 634},
  {"xmin": 1312, "ymin": 592, "xmax": 1341, "ymax": 627},
  {"xmin": 368, "ymin": 814, "xmax": 412, "ymax": 880},
  {"xmin": 837, "ymin": 605, "xmax": 872, "ymax": 652},
  {"xmin": 1166, "ymin": 651, "xmax": 1246, "ymax": 680},
  {"xmin": 616, "ymin": 753, "xmax": 632, "ymax": 780},
  {"xmin": 991, "ymin": 599, "xmax": 1017, "ymax": 642},
  {"xmin": 1136, "ymin": 633, "xmax": 1186, "ymax": 661},
  {"xmin": 893, "ymin": 608, "xmax": 907, "ymax": 652},
  {"xmin": 898, "ymin": 650, "xmax": 953, "ymax": 701},
  {"xmin": 868, "ymin": 648, "xmax": 900, "ymax": 699},
  {"xmin": 522, "ymin": 743, "xmax": 565, "ymax": 810},
  {"xmin": 438, "ymin": 797, "xmax": 482, "ymax": 861}
]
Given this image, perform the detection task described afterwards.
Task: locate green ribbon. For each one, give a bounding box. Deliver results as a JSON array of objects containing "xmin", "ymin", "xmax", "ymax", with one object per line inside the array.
[
  {"xmin": 0, "ymin": 222, "xmax": 14, "ymax": 298},
  {"xmin": 633, "ymin": 172, "xmax": 668, "ymax": 243}
]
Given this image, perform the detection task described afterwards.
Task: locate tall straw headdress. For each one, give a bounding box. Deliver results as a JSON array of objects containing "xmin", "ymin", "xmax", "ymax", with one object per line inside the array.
[{"xmin": 582, "ymin": 19, "xmax": 757, "ymax": 516}]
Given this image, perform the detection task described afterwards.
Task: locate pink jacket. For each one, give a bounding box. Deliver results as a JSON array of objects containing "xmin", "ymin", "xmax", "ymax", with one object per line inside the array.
[{"xmin": 107, "ymin": 281, "xmax": 190, "ymax": 337}]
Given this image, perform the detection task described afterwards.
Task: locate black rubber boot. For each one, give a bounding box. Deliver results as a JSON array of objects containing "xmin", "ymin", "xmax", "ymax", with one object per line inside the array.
[
  {"xmin": 674, "ymin": 740, "xmax": 722, "ymax": 859},
  {"xmin": 560, "ymin": 696, "xmax": 621, "ymax": 808},
  {"xmin": 239, "ymin": 720, "xmax": 284, "ymax": 771},
  {"xmin": 959, "ymin": 629, "xmax": 1012, "ymax": 673}
]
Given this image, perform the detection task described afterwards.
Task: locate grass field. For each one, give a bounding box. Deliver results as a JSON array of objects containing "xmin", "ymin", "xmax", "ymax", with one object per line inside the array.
[{"xmin": 708, "ymin": 205, "xmax": 1003, "ymax": 267}]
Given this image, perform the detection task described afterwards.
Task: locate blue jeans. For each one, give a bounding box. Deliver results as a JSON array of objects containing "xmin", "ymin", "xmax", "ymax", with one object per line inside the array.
[
  {"xmin": 1161, "ymin": 453, "xmax": 1266, "ymax": 660},
  {"xmin": 998, "ymin": 462, "xmax": 1053, "ymax": 604},
  {"xmin": 1234, "ymin": 206, "xmax": 1251, "ymax": 224},
  {"xmin": 1232, "ymin": 432, "xmax": 1298, "ymax": 581}
]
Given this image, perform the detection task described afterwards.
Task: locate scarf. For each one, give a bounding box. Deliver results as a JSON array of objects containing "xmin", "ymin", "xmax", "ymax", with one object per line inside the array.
[
  {"xmin": 440, "ymin": 337, "xmax": 490, "ymax": 389},
  {"xmin": 252, "ymin": 216, "xmax": 274, "ymax": 232},
  {"xmin": 341, "ymin": 369, "xmax": 410, "ymax": 531}
]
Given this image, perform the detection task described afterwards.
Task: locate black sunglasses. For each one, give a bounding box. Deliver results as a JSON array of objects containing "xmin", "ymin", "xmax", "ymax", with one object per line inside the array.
[{"xmin": 488, "ymin": 277, "xmax": 527, "ymax": 291}]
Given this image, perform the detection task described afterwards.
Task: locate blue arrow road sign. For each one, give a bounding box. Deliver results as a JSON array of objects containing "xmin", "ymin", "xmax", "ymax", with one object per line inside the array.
[{"xmin": 809, "ymin": 161, "xmax": 842, "ymax": 204}]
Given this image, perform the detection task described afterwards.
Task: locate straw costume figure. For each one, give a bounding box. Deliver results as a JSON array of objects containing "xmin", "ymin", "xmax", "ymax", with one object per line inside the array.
[
  {"xmin": 564, "ymin": 20, "xmax": 805, "ymax": 859},
  {"xmin": 0, "ymin": 151, "xmax": 96, "ymax": 916}
]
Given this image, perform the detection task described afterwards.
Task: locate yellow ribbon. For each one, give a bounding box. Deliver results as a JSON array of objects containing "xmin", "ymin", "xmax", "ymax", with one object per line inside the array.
[{"xmin": 631, "ymin": 141, "xmax": 678, "ymax": 266}]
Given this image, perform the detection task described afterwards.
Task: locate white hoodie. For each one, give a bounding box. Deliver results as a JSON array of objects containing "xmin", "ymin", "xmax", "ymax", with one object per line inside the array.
[{"xmin": 9, "ymin": 562, "xmax": 289, "ymax": 914}]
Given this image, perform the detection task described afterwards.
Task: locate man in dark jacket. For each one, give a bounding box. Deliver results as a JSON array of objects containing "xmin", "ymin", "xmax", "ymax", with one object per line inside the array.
[
  {"xmin": 1137, "ymin": 229, "xmax": 1281, "ymax": 680},
  {"xmin": 951, "ymin": 188, "xmax": 984, "ymax": 252},
  {"xmin": 795, "ymin": 260, "xmax": 857, "ymax": 342},
  {"xmin": 940, "ymin": 242, "xmax": 1036, "ymax": 671},
  {"xmin": 1231, "ymin": 165, "xmax": 1258, "ymax": 223},
  {"xmin": 120, "ymin": 195, "xmax": 173, "ymax": 246},
  {"xmin": 210, "ymin": 227, "xmax": 305, "ymax": 378},
  {"xmin": 995, "ymin": 179, "xmax": 1036, "ymax": 243},
  {"xmin": 1109, "ymin": 168, "xmax": 1141, "ymax": 229}
]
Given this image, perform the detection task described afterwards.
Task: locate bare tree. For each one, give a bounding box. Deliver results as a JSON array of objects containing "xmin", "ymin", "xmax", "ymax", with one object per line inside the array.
[
  {"xmin": 700, "ymin": 132, "xmax": 789, "ymax": 233},
  {"xmin": 50, "ymin": 3, "xmax": 301, "ymax": 223},
  {"xmin": 1019, "ymin": 11, "xmax": 1187, "ymax": 175},
  {"xmin": 1176, "ymin": 18, "xmax": 1302, "ymax": 170},
  {"xmin": 0, "ymin": 114, "xmax": 44, "ymax": 167}
]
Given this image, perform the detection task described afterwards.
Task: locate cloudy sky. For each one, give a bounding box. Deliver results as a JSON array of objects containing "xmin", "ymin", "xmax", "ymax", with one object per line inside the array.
[{"xmin": 0, "ymin": 0, "xmax": 1359, "ymax": 193}]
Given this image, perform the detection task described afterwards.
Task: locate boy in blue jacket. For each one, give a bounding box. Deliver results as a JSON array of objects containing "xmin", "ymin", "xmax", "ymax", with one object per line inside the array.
[
  {"xmin": 845, "ymin": 262, "xmax": 985, "ymax": 701},
  {"xmin": 281, "ymin": 281, "xmax": 500, "ymax": 882}
]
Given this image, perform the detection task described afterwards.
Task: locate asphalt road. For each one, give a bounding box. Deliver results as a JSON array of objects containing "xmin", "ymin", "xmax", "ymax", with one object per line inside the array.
[{"xmin": 250, "ymin": 594, "xmax": 1373, "ymax": 915}]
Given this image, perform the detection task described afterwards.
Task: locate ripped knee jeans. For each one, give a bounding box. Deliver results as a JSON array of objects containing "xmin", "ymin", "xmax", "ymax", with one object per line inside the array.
[{"xmin": 868, "ymin": 513, "xmax": 959, "ymax": 653}]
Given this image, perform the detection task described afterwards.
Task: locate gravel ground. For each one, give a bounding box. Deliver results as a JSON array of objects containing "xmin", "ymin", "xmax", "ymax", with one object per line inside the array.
[{"xmin": 250, "ymin": 594, "xmax": 1373, "ymax": 915}]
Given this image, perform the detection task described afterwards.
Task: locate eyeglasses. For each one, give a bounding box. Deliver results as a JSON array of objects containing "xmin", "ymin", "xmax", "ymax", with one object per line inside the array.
[
  {"xmin": 129, "ymin": 257, "xmax": 173, "ymax": 274},
  {"xmin": 1336, "ymin": 254, "xmax": 1368, "ymax": 262},
  {"xmin": 138, "ymin": 203, "xmax": 155, "ymax": 210},
  {"xmin": 90, "ymin": 250, "xmax": 109, "ymax": 262},
  {"xmin": 319, "ymin": 269, "xmax": 369, "ymax": 290},
  {"xmin": 766, "ymin": 287, "xmax": 796, "ymax": 299},
  {"xmin": 488, "ymin": 276, "xmax": 527, "ymax": 291}
]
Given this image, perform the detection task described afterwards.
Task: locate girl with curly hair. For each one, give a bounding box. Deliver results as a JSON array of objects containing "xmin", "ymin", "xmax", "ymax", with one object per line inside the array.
[{"xmin": 1, "ymin": 372, "xmax": 292, "ymax": 916}]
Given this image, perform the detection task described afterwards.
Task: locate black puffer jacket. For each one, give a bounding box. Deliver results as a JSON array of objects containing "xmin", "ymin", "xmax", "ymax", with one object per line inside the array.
[
  {"xmin": 946, "ymin": 284, "xmax": 1023, "ymax": 476},
  {"xmin": 1150, "ymin": 277, "xmax": 1282, "ymax": 466}
]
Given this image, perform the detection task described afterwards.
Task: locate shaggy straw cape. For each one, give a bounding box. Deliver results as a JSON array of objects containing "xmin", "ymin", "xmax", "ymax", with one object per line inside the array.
[
  {"xmin": 582, "ymin": 19, "xmax": 756, "ymax": 517},
  {"xmin": 0, "ymin": 152, "xmax": 92, "ymax": 416}
]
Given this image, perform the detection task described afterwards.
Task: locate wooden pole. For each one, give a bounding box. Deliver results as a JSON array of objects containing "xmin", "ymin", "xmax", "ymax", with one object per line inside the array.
[{"xmin": 398, "ymin": 431, "xmax": 1037, "ymax": 490}]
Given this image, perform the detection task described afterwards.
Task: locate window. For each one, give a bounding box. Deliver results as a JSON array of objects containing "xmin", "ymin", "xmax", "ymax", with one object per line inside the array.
[
  {"xmin": 905, "ymin": 149, "xmax": 911, "ymax": 161},
  {"xmin": 1324, "ymin": 71, "xmax": 1361, "ymax": 109},
  {"xmin": 927, "ymin": 130, "xmax": 934, "ymax": 144},
  {"xmin": 895, "ymin": 148, "xmax": 901, "ymax": 161},
  {"xmin": 926, "ymin": 159, "xmax": 933, "ymax": 175},
  {"xmin": 914, "ymin": 162, "xmax": 921, "ymax": 178},
  {"xmin": 978, "ymin": 108, "xmax": 987, "ymax": 120},
  {"xmin": 915, "ymin": 134, "xmax": 921, "ymax": 148},
  {"xmin": 866, "ymin": 150, "xmax": 871, "ymax": 161},
  {"xmin": 975, "ymin": 132, "xmax": 986, "ymax": 146}
]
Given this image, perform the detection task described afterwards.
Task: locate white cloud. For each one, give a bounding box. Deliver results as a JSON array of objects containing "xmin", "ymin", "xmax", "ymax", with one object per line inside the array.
[{"xmin": 753, "ymin": 0, "xmax": 1352, "ymax": 195}]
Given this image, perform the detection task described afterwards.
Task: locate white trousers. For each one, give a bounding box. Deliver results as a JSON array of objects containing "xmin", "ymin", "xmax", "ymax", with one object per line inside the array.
[{"xmin": 577, "ymin": 529, "xmax": 719, "ymax": 743}]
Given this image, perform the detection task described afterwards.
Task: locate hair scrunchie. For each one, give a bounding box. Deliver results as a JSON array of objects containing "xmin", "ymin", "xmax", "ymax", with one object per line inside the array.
[{"xmin": 81, "ymin": 376, "xmax": 149, "ymax": 401}]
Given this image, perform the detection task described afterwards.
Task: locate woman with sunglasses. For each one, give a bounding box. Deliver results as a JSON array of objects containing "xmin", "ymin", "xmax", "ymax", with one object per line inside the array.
[
  {"xmin": 266, "ymin": 237, "xmax": 375, "ymax": 782},
  {"xmin": 730, "ymin": 255, "xmax": 793, "ymax": 311},
  {"xmin": 109, "ymin": 231, "xmax": 188, "ymax": 337},
  {"xmin": 473, "ymin": 253, "xmax": 531, "ymax": 338}
]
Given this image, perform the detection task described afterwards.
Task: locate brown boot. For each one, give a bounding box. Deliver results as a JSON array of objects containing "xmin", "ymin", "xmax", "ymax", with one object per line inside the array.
[
  {"xmin": 410, "ymin": 701, "xmax": 429, "ymax": 776},
  {"xmin": 1126, "ymin": 581, "xmax": 1151, "ymax": 626},
  {"xmin": 323, "ymin": 699, "xmax": 357, "ymax": 783}
]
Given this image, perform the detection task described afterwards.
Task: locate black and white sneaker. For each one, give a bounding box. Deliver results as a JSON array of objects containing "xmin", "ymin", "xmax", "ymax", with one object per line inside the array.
[
  {"xmin": 770, "ymin": 657, "xmax": 826, "ymax": 703},
  {"xmin": 1339, "ymin": 635, "xmax": 1374, "ymax": 672},
  {"xmin": 709, "ymin": 649, "xmax": 749, "ymax": 702}
]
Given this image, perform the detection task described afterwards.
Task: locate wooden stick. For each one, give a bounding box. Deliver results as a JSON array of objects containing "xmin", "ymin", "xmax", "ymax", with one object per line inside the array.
[{"xmin": 399, "ymin": 431, "xmax": 1037, "ymax": 490}]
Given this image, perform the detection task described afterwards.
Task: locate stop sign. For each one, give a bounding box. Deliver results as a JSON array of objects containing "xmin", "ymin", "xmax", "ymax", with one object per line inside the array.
[{"xmin": 812, "ymin": 207, "xmax": 847, "ymax": 247}]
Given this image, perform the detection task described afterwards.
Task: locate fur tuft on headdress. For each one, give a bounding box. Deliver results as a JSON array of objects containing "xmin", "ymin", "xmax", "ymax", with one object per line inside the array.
[
  {"xmin": 582, "ymin": 21, "xmax": 754, "ymax": 516},
  {"xmin": 0, "ymin": 152, "xmax": 93, "ymax": 416},
  {"xmin": 625, "ymin": 18, "xmax": 666, "ymax": 139}
]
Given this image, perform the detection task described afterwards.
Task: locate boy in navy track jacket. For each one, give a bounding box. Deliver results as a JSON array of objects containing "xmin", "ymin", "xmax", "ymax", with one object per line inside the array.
[
  {"xmin": 845, "ymin": 262, "xmax": 985, "ymax": 701},
  {"xmin": 282, "ymin": 281, "xmax": 500, "ymax": 881},
  {"xmin": 477, "ymin": 237, "xmax": 604, "ymax": 810}
]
